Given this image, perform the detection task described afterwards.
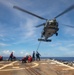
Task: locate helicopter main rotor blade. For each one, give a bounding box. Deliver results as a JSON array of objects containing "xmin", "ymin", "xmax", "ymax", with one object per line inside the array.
[
  {"xmin": 61, "ymin": 24, "xmax": 74, "ymax": 28},
  {"xmin": 35, "ymin": 23, "xmax": 45, "ymax": 27},
  {"xmin": 13, "ymin": 6, "xmax": 47, "ymax": 20},
  {"xmin": 55, "ymin": 4, "xmax": 74, "ymax": 18}
]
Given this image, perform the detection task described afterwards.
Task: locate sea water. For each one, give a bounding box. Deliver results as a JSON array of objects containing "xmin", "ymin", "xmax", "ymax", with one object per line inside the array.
[{"xmin": 3, "ymin": 57, "xmax": 74, "ymax": 62}]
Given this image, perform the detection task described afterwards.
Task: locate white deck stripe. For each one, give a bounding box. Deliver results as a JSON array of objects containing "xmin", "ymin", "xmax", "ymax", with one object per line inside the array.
[
  {"xmin": 0, "ymin": 62, "xmax": 39, "ymax": 71},
  {"xmin": 53, "ymin": 60, "xmax": 74, "ymax": 69},
  {"xmin": 0, "ymin": 61, "xmax": 17, "ymax": 70}
]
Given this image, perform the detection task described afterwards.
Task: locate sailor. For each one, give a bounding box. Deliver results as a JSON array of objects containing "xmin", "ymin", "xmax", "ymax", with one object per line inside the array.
[
  {"xmin": 0, "ymin": 56, "xmax": 3, "ymax": 61},
  {"xmin": 28, "ymin": 55, "xmax": 32, "ymax": 63},
  {"xmin": 36, "ymin": 51, "xmax": 41, "ymax": 61},
  {"xmin": 22, "ymin": 56, "xmax": 27, "ymax": 63},
  {"xmin": 32, "ymin": 51, "xmax": 35, "ymax": 61},
  {"xmin": 8, "ymin": 52, "xmax": 13, "ymax": 61}
]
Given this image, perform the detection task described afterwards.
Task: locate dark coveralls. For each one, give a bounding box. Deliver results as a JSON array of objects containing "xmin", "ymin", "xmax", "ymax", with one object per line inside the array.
[
  {"xmin": 36, "ymin": 52, "xmax": 41, "ymax": 61},
  {"xmin": 32, "ymin": 51, "xmax": 35, "ymax": 61},
  {"xmin": 8, "ymin": 52, "xmax": 13, "ymax": 61}
]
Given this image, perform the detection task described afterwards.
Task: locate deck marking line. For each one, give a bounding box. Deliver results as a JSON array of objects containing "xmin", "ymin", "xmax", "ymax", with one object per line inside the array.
[
  {"xmin": 0, "ymin": 61, "xmax": 18, "ymax": 70},
  {"xmin": 12, "ymin": 67, "xmax": 20, "ymax": 69},
  {"xmin": 41, "ymin": 63, "xmax": 47, "ymax": 64},
  {"xmin": 53, "ymin": 60, "xmax": 74, "ymax": 69},
  {"xmin": 0, "ymin": 62, "xmax": 39, "ymax": 71}
]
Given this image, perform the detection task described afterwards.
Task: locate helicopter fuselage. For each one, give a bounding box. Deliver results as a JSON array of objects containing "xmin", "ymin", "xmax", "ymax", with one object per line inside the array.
[
  {"xmin": 13, "ymin": 5, "xmax": 74, "ymax": 42},
  {"xmin": 40, "ymin": 20, "xmax": 59, "ymax": 41}
]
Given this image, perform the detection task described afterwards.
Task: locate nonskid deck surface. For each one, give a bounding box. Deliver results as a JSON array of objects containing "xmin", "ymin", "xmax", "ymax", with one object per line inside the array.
[{"xmin": 0, "ymin": 59, "xmax": 74, "ymax": 75}]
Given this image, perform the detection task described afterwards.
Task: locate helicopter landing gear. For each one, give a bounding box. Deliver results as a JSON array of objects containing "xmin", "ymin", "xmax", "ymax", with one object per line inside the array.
[
  {"xmin": 38, "ymin": 39, "xmax": 51, "ymax": 42},
  {"xmin": 56, "ymin": 33, "xmax": 58, "ymax": 36}
]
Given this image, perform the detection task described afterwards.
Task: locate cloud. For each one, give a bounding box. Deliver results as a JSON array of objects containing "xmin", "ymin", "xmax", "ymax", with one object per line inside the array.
[
  {"xmin": 0, "ymin": 0, "xmax": 74, "ymax": 57},
  {"xmin": 22, "ymin": 18, "xmax": 38, "ymax": 38},
  {"xmin": 58, "ymin": 46, "xmax": 68, "ymax": 51},
  {"xmin": 2, "ymin": 50, "xmax": 10, "ymax": 55},
  {"xmin": 0, "ymin": 33, "xmax": 4, "ymax": 37},
  {"xmin": 65, "ymin": 51, "xmax": 74, "ymax": 57},
  {"xmin": 0, "ymin": 23, "xmax": 6, "ymax": 37},
  {"xmin": 0, "ymin": 0, "xmax": 24, "ymax": 19},
  {"xmin": 20, "ymin": 51, "xmax": 24, "ymax": 54},
  {"xmin": 0, "ymin": 0, "xmax": 14, "ymax": 9},
  {"xmin": 68, "ymin": 44, "xmax": 74, "ymax": 47},
  {"xmin": 59, "ymin": 0, "xmax": 74, "ymax": 5},
  {"xmin": 64, "ymin": 27, "xmax": 74, "ymax": 36},
  {"xmin": 0, "ymin": 43, "xmax": 9, "ymax": 46},
  {"xmin": 16, "ymin": 50, "xmax": 32, "ymax": 57},
  {"xmin": 49, "ymin": 42, "xmax": 62, "ymax": 47},
  {"xmin": 12, "ymin": 17, "xmax": 39, "ymax": 44},
  {"xmin": 0, "ymin": 1, "xmax": 39, "ymax": 44},
  {"xmin": 0, "ymin": 50, "xmax": 13, "ymax": 56}
]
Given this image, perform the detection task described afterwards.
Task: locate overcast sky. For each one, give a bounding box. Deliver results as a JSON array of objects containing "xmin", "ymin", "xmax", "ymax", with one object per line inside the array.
[{"xmin": 0, "ymin": 0, "xmax": 74, "ymax": 57}]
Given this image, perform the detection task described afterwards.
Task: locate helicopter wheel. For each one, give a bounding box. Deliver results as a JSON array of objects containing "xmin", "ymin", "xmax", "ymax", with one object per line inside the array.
[{"xmin": 56, "ymin": 33, "xmax": 58, "ymax": 36}]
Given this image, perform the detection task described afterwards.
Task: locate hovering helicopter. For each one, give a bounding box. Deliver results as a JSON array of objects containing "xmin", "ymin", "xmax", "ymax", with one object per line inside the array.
[{"xmin": 13, "ymin": 5, "xmax": 74, "ymax": 42}]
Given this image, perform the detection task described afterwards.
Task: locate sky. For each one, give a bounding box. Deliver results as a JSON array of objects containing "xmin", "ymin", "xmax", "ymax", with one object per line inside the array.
[{"xmin": 0, "ymin": 0, "xmax": 74, "ymax": 57}]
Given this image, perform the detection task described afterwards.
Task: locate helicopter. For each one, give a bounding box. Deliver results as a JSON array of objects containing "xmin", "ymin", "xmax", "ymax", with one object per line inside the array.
[{"xmin": 13, "ymin": 5, "xmax": 74, "ymax": 42}]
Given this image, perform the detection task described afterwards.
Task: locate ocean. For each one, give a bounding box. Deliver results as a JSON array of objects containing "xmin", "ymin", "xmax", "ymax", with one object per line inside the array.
[{"xmin": 3, "ymin": 57, "xmax": 74, "ymax": 62}]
